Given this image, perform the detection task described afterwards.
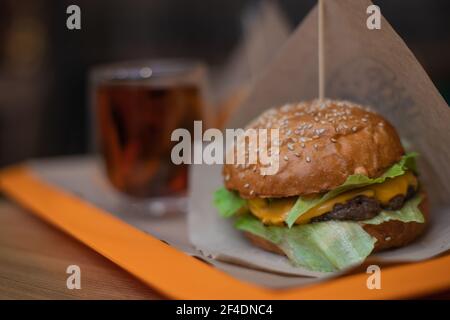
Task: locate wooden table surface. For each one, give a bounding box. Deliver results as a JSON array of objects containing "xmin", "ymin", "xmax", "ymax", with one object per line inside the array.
[
  {"xmin": 0, "ymin": 198, "xmax": 161, "ymax": 299},
  {"xmin": 1, "ymin": 197, "xmax": 448, "ymax": 300}
]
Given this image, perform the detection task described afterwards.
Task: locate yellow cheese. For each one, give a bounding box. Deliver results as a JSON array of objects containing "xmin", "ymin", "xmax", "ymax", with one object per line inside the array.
[
  {"xmin": 248, "ymin": 171, "xmax": 418, "ymax": 226},
  {"xmin": 369, "ymin": 171, "xmax": 417, "ymax": 203},
  {"xmin": 248, "ymin": 197, "xmax": 296, "ymax": 225}
]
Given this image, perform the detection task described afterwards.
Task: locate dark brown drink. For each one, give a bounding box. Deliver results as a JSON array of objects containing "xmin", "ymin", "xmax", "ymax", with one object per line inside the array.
[{"xmin": 95, "ymin": 62, "xmax": 206, "ymax": 199}]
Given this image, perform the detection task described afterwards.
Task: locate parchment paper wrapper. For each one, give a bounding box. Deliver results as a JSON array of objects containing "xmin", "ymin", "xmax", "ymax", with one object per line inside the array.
[
  {"xmin": 211, "ymin": 0, "xmax": 291, "ymax": 103},
  {"xmin": 211, "ymin": 0, "xmax": 291, "ymax": 127},
  {"xmin": 189, "ymin": 0, "xmax": 450, "ymax": 277}
]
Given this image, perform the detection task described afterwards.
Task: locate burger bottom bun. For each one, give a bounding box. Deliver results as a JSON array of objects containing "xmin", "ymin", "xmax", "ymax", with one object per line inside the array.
[
  {"xmin": 243, "ymin": 193, "xmax": 429, "ymax": 256},
  {"xmin": 364, "ymin": 194, "xmax": 429, "ymax": 252}
]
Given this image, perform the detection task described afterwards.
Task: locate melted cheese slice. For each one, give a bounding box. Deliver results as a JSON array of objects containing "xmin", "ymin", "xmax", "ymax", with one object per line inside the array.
[
  {"xmin": 248, "ymin": 197, "xmax": 296, "ymax": 225},
  {"xmin": 248, "ymin": 171, "xmax": 418, "ymax": 226}
]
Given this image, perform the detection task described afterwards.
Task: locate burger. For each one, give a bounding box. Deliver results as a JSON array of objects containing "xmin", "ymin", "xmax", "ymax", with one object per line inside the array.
[{"xmin": 213, "ymin": 99, "xmax": 428, "ymax": 272}]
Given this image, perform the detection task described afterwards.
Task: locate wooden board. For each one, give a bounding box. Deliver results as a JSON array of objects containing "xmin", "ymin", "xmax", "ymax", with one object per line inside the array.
[{"xmin": 0, "ymin": 200, "xmax": 160, "ymax": 299}]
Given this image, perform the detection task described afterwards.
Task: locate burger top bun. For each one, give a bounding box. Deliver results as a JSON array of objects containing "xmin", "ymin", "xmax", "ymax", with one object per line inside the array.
[{"xmin": 223, "ymin": 100, "xmax": 405, "ymax": 199}]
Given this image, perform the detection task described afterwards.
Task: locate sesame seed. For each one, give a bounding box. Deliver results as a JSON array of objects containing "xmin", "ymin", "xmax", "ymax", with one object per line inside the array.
[
  {"xmin": 284, "ymin": 155, "xmax": 289, "ymax": 161},
  {"xmin": 306, "ymin": 156, "xmax": 311, "ymax": 163},
  {"xmin": 301, "ymin": 142, "xmax": 306, "ymax": 148},
  {"xmin": 352, "ymin": 126, "xmax": 357, "ymax": 132},
  {"xmin": 313, "ymin": 144, "xmax": 318, "ymax": 150},
  {"xmin": 225, "ymin": 174, "xmax": 230, "ymax": 181},
  {"xmin": 316, "ymin": 128, "xmax": 326, "ymax": 135},
  {"xmin": 385, "ymin": 236, "xmax": 392, "ymax": 241},
  {"xmin": 281, "ymin": 104, "xmax": 292, "ymax": 112},
  {"xmin": 378, "ymin": 122, "xmax": 384, "ymax": 127},
  {"xmin": 331, "ymin": 137, "xmax": 337, "ymax": 143},
  {"xmin": 362, "ymin": 118, "xmax": 368, "ymax": 122},
  {"xmin": 294, "ymin": 152, "xmax": 301, "ymax": 157},
  {"xmin": 287, "ymin": 143, "xmax": 294, "ymax": 151},
  {"xmin": 244, "ymin": 183, "xmax": 250, "ymax": 188},
  {"xmin": 250, "ymin": 190, "xmax": 255, "ymax": 196}
]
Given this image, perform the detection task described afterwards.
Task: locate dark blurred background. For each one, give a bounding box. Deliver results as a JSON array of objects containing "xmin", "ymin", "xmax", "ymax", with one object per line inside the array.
[{"xmin": 0, "ymin": 0, "xmax": 449, "ymax": 167}]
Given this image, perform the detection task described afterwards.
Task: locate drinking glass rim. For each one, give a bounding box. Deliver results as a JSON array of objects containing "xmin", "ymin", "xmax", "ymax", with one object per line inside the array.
[{"xmin": 91, "ymin": 59, "xmax": 206, "ymax": 83}]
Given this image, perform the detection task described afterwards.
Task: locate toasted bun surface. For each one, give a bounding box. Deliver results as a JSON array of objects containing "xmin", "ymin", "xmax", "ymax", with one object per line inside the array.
[
  {"xmin": 363, "ymin": 193, "xmax": 429, "ymax": 252},
  {"xmin": 243, "ymin": 193, "xmax": 429, "ymax": 255},
  {"xmin": 224, "ymin": 100, "xmax": 404, "ymax": 199}
]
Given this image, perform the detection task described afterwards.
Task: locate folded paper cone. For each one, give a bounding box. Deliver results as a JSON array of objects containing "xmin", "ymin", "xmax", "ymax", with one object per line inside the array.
[{"xmin": 189, "ymin": 0, "xmax": 450, "ymax": 277}]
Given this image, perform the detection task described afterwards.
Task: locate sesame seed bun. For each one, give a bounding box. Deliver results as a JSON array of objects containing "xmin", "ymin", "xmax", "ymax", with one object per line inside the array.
[{"xmin": 224, "ymin": 99, "xmax": 405, "ymax": 199}]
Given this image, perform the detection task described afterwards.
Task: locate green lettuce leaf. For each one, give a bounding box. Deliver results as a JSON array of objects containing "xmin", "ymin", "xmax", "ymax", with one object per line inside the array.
[
  {"xmin": 236, "ymin": 214, "xmax": 375, "ymax": 272},
  {"xmin": 362, "ymin": 195, "xmax": 424, "ymax": 225},
  {"xmin": 213, "ymin": 187, "xmax": 246, "ymax": 218},
  {"xmin": 236, "ymin": 195, "xmax": 424, "ymax": 272},
  {"xmin": 285, "ymin": 152, "xmax": 418, "ymax": 227}
]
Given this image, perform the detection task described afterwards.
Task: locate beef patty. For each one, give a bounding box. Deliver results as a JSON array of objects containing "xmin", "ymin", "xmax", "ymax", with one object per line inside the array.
[{"xmin": 311, "ymin": 186, "xmax": 416, "ymax": 223}]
